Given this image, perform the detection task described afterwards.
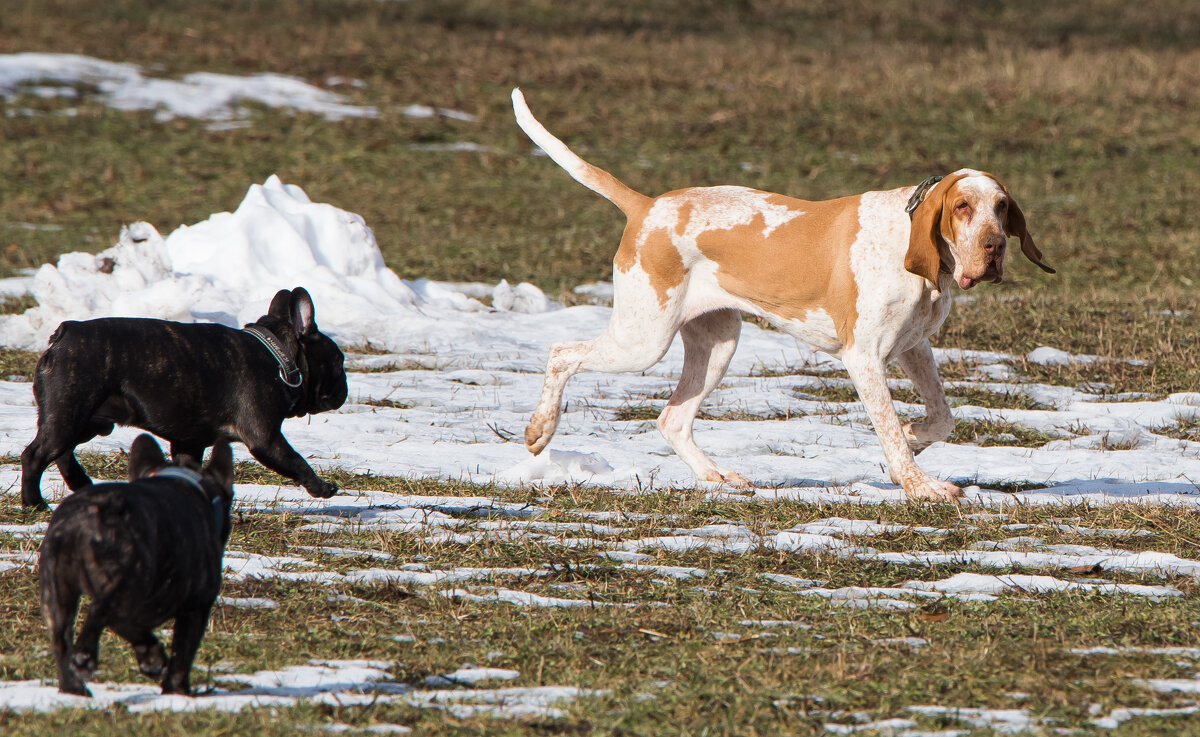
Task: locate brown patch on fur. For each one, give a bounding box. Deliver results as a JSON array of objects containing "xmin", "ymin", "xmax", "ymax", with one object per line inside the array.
[
  {"xmin": 905, "ymin": 173, "xmax": 968, "ymax": 284},
  {"xmin": 613, "ymin": 200, "xmax": 687, "ymax": 308},
  {"xmin": 693, "ymin": 192, "xmax": 863, "ymax": 346}
]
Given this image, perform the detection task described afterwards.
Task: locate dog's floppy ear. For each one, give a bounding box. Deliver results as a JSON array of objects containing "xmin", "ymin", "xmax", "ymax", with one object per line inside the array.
[
  {"xmin": 1005, "ymin": 197, "xmax": 1055, "ymax": 274},
  {"xmin": 203, "ymin": 442, "xmax": 235, "ymax": 493},
  {"xmin": 289, "ymin": 287, "xmax": 317, "ymax": 337},
  {"xmin": 267, "ymin": 289, "xmax": 293, "ymax": 320},
  {"xmin": 904, "ymin": 174, "xmax": 963, "ymax": 285},
  {"xmin": 128, "ymin": 434, "xmax": 168, "ymax": 481}
]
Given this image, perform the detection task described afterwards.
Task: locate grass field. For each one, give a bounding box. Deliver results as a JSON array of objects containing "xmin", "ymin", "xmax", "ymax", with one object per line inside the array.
[{"xmin": 1, "ymin": 1, "xmax": 1199, "ymax": 734}]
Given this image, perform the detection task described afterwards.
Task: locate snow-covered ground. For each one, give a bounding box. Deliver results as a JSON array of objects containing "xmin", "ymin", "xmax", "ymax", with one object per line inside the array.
[
  {"xmin": 0, "ymin": 52, "xmax": 475, "ymax": 127},
  {"xmin": 0, "ymin": 178, "xmax": 1198, "ymax": 730},
  {"xmin": 1, "ymin": 176, "xmax": 1198, "ymax": 506}
]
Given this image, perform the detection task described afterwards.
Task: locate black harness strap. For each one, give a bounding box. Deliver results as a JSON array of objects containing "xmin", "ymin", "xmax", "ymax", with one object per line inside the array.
[{"xmin": 151, "ymin": 466, "xmax": 224, "ymax": 534}]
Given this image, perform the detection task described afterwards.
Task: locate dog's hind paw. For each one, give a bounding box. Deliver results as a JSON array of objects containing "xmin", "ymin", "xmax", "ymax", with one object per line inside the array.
[
  {"xmin": 57, "ymin": 678, "xmax": 92, "ymax": 697},
  {"xmin": 702, "ymin": 469, "xmax": 754, "ymax": 492},
  {"xmin": 70, "ymin": 651, "xmax": 97, "ymax": 681}
]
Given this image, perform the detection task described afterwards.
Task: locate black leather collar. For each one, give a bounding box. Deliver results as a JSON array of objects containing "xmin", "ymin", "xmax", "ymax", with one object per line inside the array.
[
  {"xmin": 905, "ymin": 175, "xmax": 946, "ymax": 219},
  {"xmin": 151, "ymin": 466, "xmax": 224, "ymax": 534},
  {"xmin": 243, "ymin": 325, "xmax": 303, "ymax": 388}
]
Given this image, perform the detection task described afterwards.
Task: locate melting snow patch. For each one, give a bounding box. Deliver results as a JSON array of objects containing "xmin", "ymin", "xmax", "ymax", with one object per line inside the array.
[
  {"xmin": 906, "ymin": 706, "xmax": 1044, "ymax": 734},
  {"xmin": 320, "ymin": 725, "xmax": 412, "ymax": 734},
  {"xmin": 902, "ymin": 572, "xmax": 1181, "ymax": 599},
  {"xmin": 440, "ymin": 587, "xmax": 616, "ymax": 609},
  {"xmin": 1091, "ymin": 705, "xmax": 1200, "ymax": 729},
  {"xmin": 497, "ymin": 449, "xmax": 615, "ymax": 486},
  {"xmin": 0, "ymin": 53, "xmax": 377, "ymax": 123},
  {"xmin": 217, "ymin": 596, "xmax": 280, "ymax": 610},
  {"xmin": 425, "ymin": 665, "xmax": 521, "ymax": 687},
  {"xmin": 1026, "ymin": 346, "xmax": 1102, "ymax": 366}
]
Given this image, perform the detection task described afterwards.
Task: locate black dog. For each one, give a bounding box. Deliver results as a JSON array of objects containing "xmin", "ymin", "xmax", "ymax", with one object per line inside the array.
[
  {"xmin": 21, "ymin": 287, "xmax": 348, "ymax": 509},
  {"xmin": 39, "ymin": 434, "xmax": 234, "ymax": 696}
]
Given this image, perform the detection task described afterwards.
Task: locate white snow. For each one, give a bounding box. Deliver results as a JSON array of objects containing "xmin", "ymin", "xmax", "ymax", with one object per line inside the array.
[
  {"xmin": 425, "ymin": 665, "xmax": 521, "ymax": 686},
  {"xmin": 0, "ymin": 53, "xmax": 377, "ymax": 123},
  {"xmin": 1026, "ymin": 346, "xmax": 1102, "ymax": 366}
]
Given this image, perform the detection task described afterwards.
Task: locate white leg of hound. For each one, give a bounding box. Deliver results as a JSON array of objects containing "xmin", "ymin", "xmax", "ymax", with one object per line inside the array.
[
  {"xmin": 895, "ymin": 340, "xmax": 955, "ymax": 452},
  {"xmin": 656, "ymin": 309, "xmax": 749, "ymax": 488},
  {"xmin": 842, "ymin": 348, "xmax": 964, "ymax": 503},
  {"xmin": 526, "ymin": 272, "xmax": 683, "ymax": 455}
]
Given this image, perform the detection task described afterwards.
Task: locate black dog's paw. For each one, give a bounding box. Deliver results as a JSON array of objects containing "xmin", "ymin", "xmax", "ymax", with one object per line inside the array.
[
  {"xmin": 160, "ymin": 677, "xmax": 192, "ymax": 696},
  {"xmin": 306, "ymin": 479, "xmax": 338, "ymax": 499},
  {"xmin": 58, "ymin": 677, "xmax": 92, "ymax": 697},
  {"xmin": 70, "ymin": 651, "xmax": 97, "ymax": 681},
  {"xmin": 135, "ymin": 643, "xmax": 167, "ymax": 678}
]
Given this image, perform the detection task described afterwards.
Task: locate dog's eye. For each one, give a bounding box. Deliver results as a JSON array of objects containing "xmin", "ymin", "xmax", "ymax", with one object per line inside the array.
[
  {"xmin": 996, "ymin": 201, "xmax": 1008, "ymax": 215},
  {"xmin": 955, "ymin": 201, "xmax": 972, "ymax": 216}
]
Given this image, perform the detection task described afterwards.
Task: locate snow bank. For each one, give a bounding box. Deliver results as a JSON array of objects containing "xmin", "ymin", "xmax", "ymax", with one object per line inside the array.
[{"xmin": 0, "ymin": 176, "xmax": 553, "ymax": 352}]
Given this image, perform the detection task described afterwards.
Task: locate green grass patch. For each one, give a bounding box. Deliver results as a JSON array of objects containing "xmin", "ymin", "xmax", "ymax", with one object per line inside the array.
[
  {"xmin": 1155, "ymin": 417, "xmax": 1200, "ymax": 442},
  {"xmin": 949, "ymin": 418, "xmax": 1061, "ymax": 448},
  {"xmin": 0, "ymin": 348, "xmax": 38, "ymax": 381},
  {"xmin": 613, "ymin": 403, "xmax": 801, "ymax": 423}
]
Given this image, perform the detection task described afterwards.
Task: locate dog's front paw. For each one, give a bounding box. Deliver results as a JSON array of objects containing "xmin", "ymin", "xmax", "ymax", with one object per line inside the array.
[
  {"xmin": 306, "ymin": 480, "xmax": 338, "ymax": 499},
  {"xmin": 702, "ymin": 469, "xmax": 754, "ymax": 491},
  {"xmin": 902, "ymin": 476, "xmax": 963, "ymax": 504}
]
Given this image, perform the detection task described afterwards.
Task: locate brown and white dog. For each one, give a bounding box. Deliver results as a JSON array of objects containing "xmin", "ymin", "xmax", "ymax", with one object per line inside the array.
[{"xmin": 511, "ymin": 89, "xmax": 1053, "ymax": 503}]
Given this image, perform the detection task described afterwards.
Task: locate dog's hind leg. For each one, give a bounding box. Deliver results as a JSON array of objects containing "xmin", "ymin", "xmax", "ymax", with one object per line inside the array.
[
  {"xmin": 526, "ymin": 270, "xmax": 685, "ymax": 455},
  {"xmin": 112, "ymin": 623, "xmax": 167, "ymax": 679},
  {"xmin": 169, "ymin": 443, "xmax": 206, "ymax": 467},
  {"xmin": 161, "ymin": 603, "xmax": 213, "ymax": 695},
  {"xmin": 40, "ymin": 561, "xmax": 89, "ymax": 696},
  {"xmin": 68, "ymin": 595, "xmax": 117, "ymax": 683},
  {"xmin": 656, "ymin": 309, "xmax": 750, "ymax": 488},
  {"xmin": 54, "ymin": 452, "xmax": 92, "ymax": 492},
  {"xmin": 21, "ymin": 431, "xmax": 76, "ymax": 509}
]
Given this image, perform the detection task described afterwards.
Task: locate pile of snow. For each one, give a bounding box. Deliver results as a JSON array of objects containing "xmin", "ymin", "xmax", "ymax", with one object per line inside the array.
[
  {"xmin": 0, "ymin": 53, "xmax": 379, "ymax": 122},
  {"xmin": 0, "ymin": 176, "xmax": 554, "ymax": 352}
]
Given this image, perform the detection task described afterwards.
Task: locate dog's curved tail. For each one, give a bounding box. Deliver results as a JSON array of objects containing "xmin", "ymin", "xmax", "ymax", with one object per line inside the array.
[{"xmin": 511, "ymin": 88, "xmax": 649, "ymax": 216}]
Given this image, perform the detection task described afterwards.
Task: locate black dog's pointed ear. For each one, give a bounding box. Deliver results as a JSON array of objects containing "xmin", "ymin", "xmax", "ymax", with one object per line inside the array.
[
  {"xmin": 289, "ymin": 287, "xmax": 316, "ymax": 337},
  {"xmin": 128, "ymin": 434, "xmax": 168, "ymax": 481},
  {"xmin": 204, "ymin": 443, "xmax": 235, "ymax": 492},
  {"xmin": 267, "ymin": 289, "xmax": 293, "ymax": 320}
]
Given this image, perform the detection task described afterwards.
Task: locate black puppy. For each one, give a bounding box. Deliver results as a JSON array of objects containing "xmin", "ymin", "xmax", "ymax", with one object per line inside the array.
[
  {"xmin": 39, "ymin": 434, "xmax": 234, "ymax": 696},
  {"xmin": 21, "ymin": 287, "xmax": 348, "ymax": 509}
]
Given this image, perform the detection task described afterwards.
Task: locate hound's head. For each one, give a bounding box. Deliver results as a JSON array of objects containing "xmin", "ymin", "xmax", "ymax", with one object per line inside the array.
[{"xmin": 904, "ymin": 169, "xmax": 1054, "ymax": 290}]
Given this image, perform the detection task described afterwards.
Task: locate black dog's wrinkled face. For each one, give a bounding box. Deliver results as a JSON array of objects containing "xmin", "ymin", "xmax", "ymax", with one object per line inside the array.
[
  {"xmin": 258, "ymin": 287, "xmax": 349, "ymax": 416},
  {"xmin": 302, "ymin": 331, "xmax": 349, "ymax": 413}
]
